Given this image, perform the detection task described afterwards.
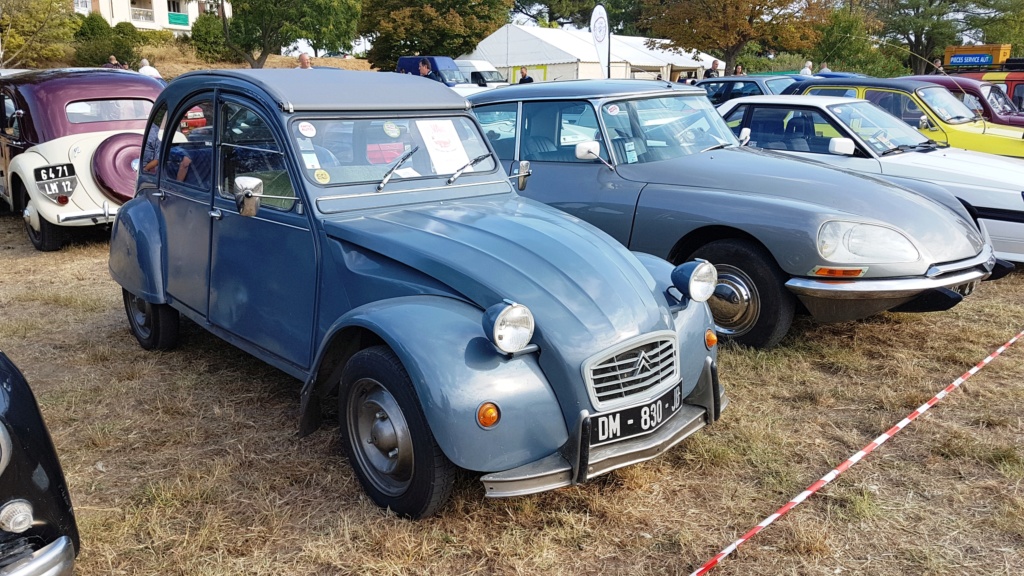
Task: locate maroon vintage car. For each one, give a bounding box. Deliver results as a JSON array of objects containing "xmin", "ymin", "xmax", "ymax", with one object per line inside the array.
[
  {"xmin": 902, "ymin": 74, "xmax": 1024, "ymax": 128},
  {"xmin": 0, "ymin": 68, "xmax": 165, "ymax": 250}
]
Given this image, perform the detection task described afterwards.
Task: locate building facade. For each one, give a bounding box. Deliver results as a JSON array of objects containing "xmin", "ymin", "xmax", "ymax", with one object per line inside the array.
[{"xmin": 77, "ymin": 0, "xmax": 231, "ymax": 33}]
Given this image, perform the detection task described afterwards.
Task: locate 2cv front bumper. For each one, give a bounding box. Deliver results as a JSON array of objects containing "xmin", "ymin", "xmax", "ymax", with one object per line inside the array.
[
  {"xmin": 0, "ymin": 536, "xmax": 75, "ymax": 576},
  {"xmin": 481, "ymin": 357, "xmax": 726, "ymax": 498}
]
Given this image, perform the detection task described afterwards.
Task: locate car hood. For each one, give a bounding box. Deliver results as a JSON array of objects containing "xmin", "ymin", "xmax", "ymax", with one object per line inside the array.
[
  {"xmin": 616, "ymin": 146, "xmax": 984, "ymax": 263},
  {"xmin": 881, "ymin": 146, "xmax": 1024, "ymax": 191},
  {"xmin": 321, "ymin": 195, "xmax": 669, "ymax": 355}
]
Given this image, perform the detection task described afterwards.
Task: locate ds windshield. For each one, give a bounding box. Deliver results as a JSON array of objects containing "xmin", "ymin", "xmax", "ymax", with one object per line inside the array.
[
  {"xmin": 600, "ymin": 94, "xmax": 738, "ymax": 164},
  {"xmin": 917, "ymin": 86, "xmax": 978, "ymax": 124},
  {"xmin": 828, "ymin": 101, "xmax": 927, "ymax": 154},
  {"xmin": 289, "ymin": 115, "xmax": 496, "ymax": 189}
]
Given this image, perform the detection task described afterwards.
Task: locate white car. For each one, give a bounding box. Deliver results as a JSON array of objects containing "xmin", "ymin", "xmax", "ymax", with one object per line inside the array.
[
  {"xmin": 717, "ymin": 94, "xmax": 1024, "ymax": 262},
  {"xmin": 0, "ymin": 68, "xmax": 163, "ymax": 250}
]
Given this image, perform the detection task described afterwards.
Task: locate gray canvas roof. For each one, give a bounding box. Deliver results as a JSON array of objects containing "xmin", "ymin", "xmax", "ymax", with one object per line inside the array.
[{"xmin": 173, "ymin": 69, "xmax": 471, "ymax": 112}]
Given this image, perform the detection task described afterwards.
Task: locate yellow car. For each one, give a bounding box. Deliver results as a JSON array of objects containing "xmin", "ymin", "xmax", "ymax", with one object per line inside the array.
[{"xmin": 783, "ymin": 77, "xmax": 1024, "ymax": 157}]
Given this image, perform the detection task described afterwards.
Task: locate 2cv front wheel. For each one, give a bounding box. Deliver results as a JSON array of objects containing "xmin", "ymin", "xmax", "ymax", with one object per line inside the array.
[
  {"xmin": 122, "ymin": 289, "xmax": 180, "ymax": 350},
  {"xmin": 338, "ymin": 346, "xmax": 455, "ymax": 518}
]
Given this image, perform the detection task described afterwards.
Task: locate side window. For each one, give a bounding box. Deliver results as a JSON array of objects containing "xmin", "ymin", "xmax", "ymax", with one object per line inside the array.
[
  {"xmin": 1013, "ymin": 84, "xmax": 1024, "ymax": 109},
  {"xmin": 163, "ymin": 99, "xmax": 215, "ymax": 189},
  {"xmin": 700, "ymin": 82, "xmax": 728, "ymax": 105},
  {"xmin": 807, "ymin": 87, "xmax": 857, "ymax": 97},
  {"xmin": 731, "ymin": 82, "xmax": 764, "ymax": 98},
  {"xmin": 865, "ymin": 90, "xmax": 918, "ymax": 125},
  {"xmin": 474, "ymin": 102, "xmax": 518, "ymax": 161},
  {"xmin": 556, "ymin": 101, "xmax": 607, "ymax": 162},
  {"xmin": 722, "ymin": 104, "xmax": 747, "ymax": 137},
  {"xmin": 746, "ymin": 108, "xmax": 790, "ymax": 150},
  {"xmin": 219, "ymin": 101, "xmax": 295, "ymax": 212},
  {"xmin": 521, "ymin": 100, "xmax": 605, "ymax": 162},
  {"xmin": 141, "ymin": 104, "xmax": 166, "ymax": 175}
]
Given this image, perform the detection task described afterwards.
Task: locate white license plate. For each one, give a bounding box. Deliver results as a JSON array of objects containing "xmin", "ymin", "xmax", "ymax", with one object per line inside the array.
[{"xmin": 590, "ymin": 382, "xmax": 683, "ymax": 446}]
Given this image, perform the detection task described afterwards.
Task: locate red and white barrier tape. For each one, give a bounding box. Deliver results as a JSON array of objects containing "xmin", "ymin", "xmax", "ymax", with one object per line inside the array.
[{"xmin": 690, "ymin": 328, "xmax": 1024, "ymax": 576}]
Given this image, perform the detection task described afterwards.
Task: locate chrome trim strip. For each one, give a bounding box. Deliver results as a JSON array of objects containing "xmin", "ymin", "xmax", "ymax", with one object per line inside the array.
[
  {"xmin": 0, "ymin": 535, "xmax": 75, "ymax": 576},
  {"xmin": 56, "ymin": 201, "xmax": 116, "ymax": 223},
  {"xmin": 0, "ymin": 423, "xmax": 11, "ymax": 477},
  {"xmin": 925, "ymin": 244, "xmax": 994, "ymax": 277},
  {"xmin": 785, "ymin": 268, "xmax": 989, "ymax": 299}
]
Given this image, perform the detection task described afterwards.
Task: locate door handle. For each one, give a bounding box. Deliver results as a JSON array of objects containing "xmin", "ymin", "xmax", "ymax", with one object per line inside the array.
[{"xmin": 209, "ymin": 208, "xmax": 222, "ymax": 220}]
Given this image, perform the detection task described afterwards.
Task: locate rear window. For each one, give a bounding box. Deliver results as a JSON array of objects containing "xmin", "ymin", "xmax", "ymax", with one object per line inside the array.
[{"xmin": 66, "ymin": 99, "xmax": 153, "ymax": 124}]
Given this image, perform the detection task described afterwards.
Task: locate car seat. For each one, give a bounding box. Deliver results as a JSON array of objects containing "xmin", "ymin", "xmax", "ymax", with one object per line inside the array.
[
  {"xmin": 784, "ymin": 114, "xmax": 814, "ymax": 151},
  {"xmin": 749, "ymin": 112, "xmax": 787, "ymax": 150}
]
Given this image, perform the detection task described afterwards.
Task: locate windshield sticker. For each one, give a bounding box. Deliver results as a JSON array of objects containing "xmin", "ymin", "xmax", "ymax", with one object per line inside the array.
[
  {"xmin": 607, "ymin": 104, "xmax": 620, "ymax": 116},
  {"xmin": 415, "ymin": 119, "xmax": 470, "ymax": 174},
  {"xmin": 624, "ymin": 141, "xmax": 638, "ymax": 163},
  {"xmin": 383, "ymin": 121, "xmax": 401, "ymax": 138},
  {"xmin": 302, "ymin": 152, "xmax": 321, "ymax": 170},
  {"xmin": 394, "ymin": 167, "xmax": 420, "ymax": 179},
  {"xmin": 298, "ymin": 121, "xmax": 316, "ymax": 138},
  {"xmin": 296, "ymin": 137, "xmax": 314, "ymax": 151},
  {"xmin": 314, "ymin": 169, "xmax": 330, "ymax": 184}
]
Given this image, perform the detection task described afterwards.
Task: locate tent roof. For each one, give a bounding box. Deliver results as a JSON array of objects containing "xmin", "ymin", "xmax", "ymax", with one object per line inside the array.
[{"xmin": 465, "ymin": 24, "xmax": 722, "ymax": 70}]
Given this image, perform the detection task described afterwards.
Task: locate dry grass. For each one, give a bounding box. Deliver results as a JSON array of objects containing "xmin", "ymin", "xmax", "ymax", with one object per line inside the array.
[
  {"xmin": 139, "ymin": 44, "xmax": 374, "ymax": 80},
  {"xmin": 1, "ymin": 214, "xmax": 1023, "ymax": 575}
]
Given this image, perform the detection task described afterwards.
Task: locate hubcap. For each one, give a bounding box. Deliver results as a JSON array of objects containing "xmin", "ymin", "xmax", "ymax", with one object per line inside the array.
[
  {"xmin": 347, "ymin": 379, "xmax": 413, "ymax": 496},
  {"xmin": 707, "ymin": 264, "xmax": 760, "ymax": 337},
  {"xmin": 127, "ymin": 295, "xmax": 153, "ymax": 339},
  {"xmin": 22, "ymin": 205, "xmax": 40, "ymax": 234}
]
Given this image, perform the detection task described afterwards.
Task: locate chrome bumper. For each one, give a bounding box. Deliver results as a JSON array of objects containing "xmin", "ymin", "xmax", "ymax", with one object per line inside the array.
[
  {"xmin": 56, "ymin": 201, "xmax": 117, "ymax": 224},
  {"xmin": 0, "ymin": 536, "xmax": 75, "ymax": 576},
  {"xmin": 481, "ymin": 357, "xmax": 725, "ymax": 498}
]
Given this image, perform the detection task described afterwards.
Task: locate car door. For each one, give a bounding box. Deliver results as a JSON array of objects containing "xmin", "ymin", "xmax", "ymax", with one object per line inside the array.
[
  {"xmin": 207, "ymin": 96, "xmax": 317, "ymax": 369},
  {"xmin": 514, "ymin": 99, "xmax": 642, "ymax": 246},
  {"xmin": 159, "ymin": 95, "xmax": 216, "ymax": 317}
]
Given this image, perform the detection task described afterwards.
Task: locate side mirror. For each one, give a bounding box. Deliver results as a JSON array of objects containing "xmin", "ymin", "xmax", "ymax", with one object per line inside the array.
[
  {"xmin": 516, "ymin": 160, "xmax": 531, "ymax": 191},
  {"xmin": 918, "ymin": 115, "xmax": 936, "ymax": 131},
  {"xmin": 575, "ymin": 141, "xmax": 601, "ymax": 160},
  {"xmin": 234, "ymin": 176, "xmax": 263, "ymax": 217},
  {"xmin": 828, "ymin": 137, "xmax": 856, "ymax": 156},
  {"xmin": 738, "ymin": 127, "xmax": 751, "ymax": 146}
]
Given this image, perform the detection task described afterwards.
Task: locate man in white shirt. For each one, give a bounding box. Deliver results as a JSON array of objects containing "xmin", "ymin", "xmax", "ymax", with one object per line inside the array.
[
  {"xmin": 138, "ymin": 58, "xmax": 161, "ymax": 79},
  {"xmin": 297, "ymin": 54, "xmax": 312, "ymax": 69},
  {"xmin": 799, "ymin": 61, "xmax": 813, "ymax": 76},
  {"xmin": 818, "ymin": 62, "xmax": 831, "ymax": 73}
]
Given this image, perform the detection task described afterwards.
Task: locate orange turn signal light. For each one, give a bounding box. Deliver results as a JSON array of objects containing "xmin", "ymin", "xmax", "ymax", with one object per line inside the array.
[
  {"xmin": 705, "ymin": 329, "xmax": 718, "ymax": 349},
  {"xmin": 812, "ymin": 267, "xmax": 866, "ymax": 278},
  {"xmin": 477, "ymin": 402, "xmax": 500, "ymax": 428}
]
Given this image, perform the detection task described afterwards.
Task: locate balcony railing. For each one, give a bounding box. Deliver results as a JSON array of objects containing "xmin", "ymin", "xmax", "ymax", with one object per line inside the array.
[{"xmin": 131, "ymin": 8, "xmax": 154, "ymax": 22}]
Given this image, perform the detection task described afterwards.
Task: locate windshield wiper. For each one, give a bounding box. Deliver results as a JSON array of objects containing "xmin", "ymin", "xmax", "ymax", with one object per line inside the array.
[
  {"xmin": 879, "ymin": 144, "xmax": 918, "ymax": 156},
  {"xmin": 700, "ymin": 143, "xmax": 730, "ymax": 152},
  {"xmin": 446, "ymin": 153, "xmax": 491, "ymax": 185},
  {"xmin": 376, "ymin": 145, "xmax": 419, "ymax": 192}
]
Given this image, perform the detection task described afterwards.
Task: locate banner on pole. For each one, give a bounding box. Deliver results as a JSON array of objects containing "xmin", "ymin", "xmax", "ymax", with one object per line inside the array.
[{"xmin": 590, "ymin": 5, "xmax": 609, "ymax": 79}]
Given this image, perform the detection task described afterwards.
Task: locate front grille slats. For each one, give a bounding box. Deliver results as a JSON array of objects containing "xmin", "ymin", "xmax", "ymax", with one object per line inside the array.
[{"xmin": 584, "ymin": 334, "xmax": 678, "ymax": 406}]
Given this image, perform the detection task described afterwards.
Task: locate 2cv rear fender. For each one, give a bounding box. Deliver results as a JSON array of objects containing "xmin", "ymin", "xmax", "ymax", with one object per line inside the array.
[
  {"xmin": 305, "ymin": 295, "xmax": 569, "ymax": 473},
  {"xmin": 109, "ymin": 196, "xmax": 166, "ymax": 303}
]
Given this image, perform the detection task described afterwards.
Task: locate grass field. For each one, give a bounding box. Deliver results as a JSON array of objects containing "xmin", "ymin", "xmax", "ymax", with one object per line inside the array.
[{"xmin": 1, "ymin": 213, "xmax": 1022, "ymax": 575}]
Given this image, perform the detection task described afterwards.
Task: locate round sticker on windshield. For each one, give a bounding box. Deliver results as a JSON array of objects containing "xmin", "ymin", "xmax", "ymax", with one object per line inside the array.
[
  {"xmin": 383, "ymin": 121, "xmax": 401, "ymax": 138},
  {"xmin": 606, "ymin": 104, "xmax": 620, "ymax": 116},
  {"xmin": 298, "ymin": 121, "xmax": 316, "ymax": 138},
  {"xmin": 314, "ymin": 169, "xmax": 330, "ymax": 184}
]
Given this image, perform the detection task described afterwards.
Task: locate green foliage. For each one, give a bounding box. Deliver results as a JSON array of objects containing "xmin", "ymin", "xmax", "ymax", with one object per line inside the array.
[
  {"xmin": 74, "ymin": 35, "xmax": 140, "ymax": 68},
  {"xmin": 74, "ymin": 11, "xmax": 111, "ymax": 41},
  {"xmin": 812, "ymin": 9, "xmax": 909, "ymax": 77},
  {"xmin": 359, "ymin": 0, "xmax": 511, "ymax": 71},
  {"xmin": 514, "ymin": 0, "xmax": 648, "ymax": 35},
  {"xmin": 0, "ymin": 0, "xmax": 79, "ymax": 67},
  {"xmin": 140, "ymin": 29, "xmax": 175, "ymax": 47},
  {"xmin": 298, "ymin": 0, "xmax": 361, "ymax": 56},
  {"xmin": 865, "ymin": 0, "xmax": 965, "ymax": 74},
  {"xmin": 974, "ymin": 6, "xmax": 1024, "ymax": 57},
  {"xmin": 218, "ymin": 0, "xmax": 359, "ymax": 67},
  {"xmin": 189, "ymin": 12, "xmax": 231, "ymax": 62}
]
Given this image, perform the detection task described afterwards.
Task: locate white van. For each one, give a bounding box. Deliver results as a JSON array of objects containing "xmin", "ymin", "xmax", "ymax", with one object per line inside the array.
[{"xmin": 455, "ymin": 60, "xmax": 509, "ymax": 88}]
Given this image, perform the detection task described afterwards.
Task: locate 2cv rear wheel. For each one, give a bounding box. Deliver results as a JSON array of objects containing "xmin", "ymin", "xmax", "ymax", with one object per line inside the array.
[
  {"xmin": 339, "ymin": 346, "xmax": 455, "ymax": 518},
  {"xmin": 690, "ymin": 239, "xmax": 795, "ymax": 349}
]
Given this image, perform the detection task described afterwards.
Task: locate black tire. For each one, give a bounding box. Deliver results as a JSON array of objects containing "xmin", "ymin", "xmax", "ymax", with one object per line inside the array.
[
  {"xmin": 20, "ymin": 184, "xmax": 67, "ymax": 252},
  {"xmin": 689, "ymin": 239, "xmax": 795, "ymax": 349},
  {"xmin": 338, "ymin": 346, "xmax": 455, "ymax": 519},
  {"xmin": 122, "ymin": 288, "xmax": 180, "ymax": 350}
]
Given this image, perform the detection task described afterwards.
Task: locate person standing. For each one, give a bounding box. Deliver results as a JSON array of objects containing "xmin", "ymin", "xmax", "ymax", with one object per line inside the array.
[
  {"xmin": 138, "ymin": 58, "xmax": 162, "ymax": 79},
  {"xmin": 818, "ymin": 62, "xmax": 831, "ymax": 73},
  {"xmin": 732, "ymin": 64, "xmax": 746, "ymax": 76},
  {"xmin": 418, "ymin": 58, "xmax": 442, "ymax": 82},
  {"xmin": 705, "ymin": 60, "xmax": 720, "ymax": 78},
  {"xmin": 800, "ymin": 60, "xmax": 813, "ymax": 75},
  {"xmin": 296, "ymin": 54, "xmax": 312, "ymax": 69},
  {"xmin": 518, "ymin": 66, "xmax": 534, "ymax": 84},
  {"xmin": 931, "ymin": 58, "xmax": 945, "ymax": 75},
  {"xmin": 102, "ymin": 55, "xmax": 124, "ymax": 69}
]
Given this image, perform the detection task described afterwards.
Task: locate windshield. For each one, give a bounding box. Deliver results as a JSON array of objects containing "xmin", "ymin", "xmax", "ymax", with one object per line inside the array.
[
  {"xmin": 765, "ymin": 77, "xmax": 797, "ymax": 94},
  {"xmin": 439, "ymin": 69, "xmax": 470, "ymax": 84},
  {"xmin": 917, "ymin": 86, "xmax": 978, "ymax": 124},
  {"xmin": 600, "ymin": 94, "xmax": 738, "ymax": 163},
  {"xmin": 290, "ymin": 115, "xmax": 496, "ymax": 189},
  {"xmin": 828, "ymin": 101, "xmax": 927, "ymax": 154},
  {"xmin": 983, "ymin": 84, "xmax": 1020, "ymax": 114},
  {"xmin": 478, "ymin": 71, "xmax": 506, "ymax": 82}
]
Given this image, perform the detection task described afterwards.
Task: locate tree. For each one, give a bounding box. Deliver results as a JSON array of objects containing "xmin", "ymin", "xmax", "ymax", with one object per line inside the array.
[
  {"xmin": 640, "ymin": 0, "xmax": 826, "ymax": 73},
  {"xmin": 358, "ymin": 0, "xmax": 511, "ymax": 71},
  {"xmin": 813, "ymin": 8, "xmax": 909, "ymax": 77},
  {"xmin": 0, "ymin": 0, "xmax": 78, "ymax": 68},
  {"xmin": 299, "ymin": 0, "xmax": 360, "ymax": 56},
  {"xmin": 864, "ymin": 0, "xmax": 961, "ymax": 74},
  {"xmin": 513, "ymin": 0, "xmax": 649, "ymax": 35}
]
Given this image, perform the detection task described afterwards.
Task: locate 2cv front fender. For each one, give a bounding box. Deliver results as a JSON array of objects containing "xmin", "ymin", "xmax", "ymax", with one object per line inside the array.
[
  {"xmin": 305, "ymin": 295, "xmax": 569, "ymax": 473},
  {"xmin": 108, "ymin": 196, "xmax": 166, "ymax": 303}
]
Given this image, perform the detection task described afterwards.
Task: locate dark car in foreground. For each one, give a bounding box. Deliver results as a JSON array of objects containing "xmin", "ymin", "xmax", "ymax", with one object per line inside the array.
[
  {"xmin": 110, "ymin": 69, "xmax": 727, "ymax": 518},
  {"xmin": 469, "ymin": 80, "xmax": 1004, "ymax": 348},
  {"xmin": 0, "ymin": 352, "xmax": 78, "ymax": 575}
]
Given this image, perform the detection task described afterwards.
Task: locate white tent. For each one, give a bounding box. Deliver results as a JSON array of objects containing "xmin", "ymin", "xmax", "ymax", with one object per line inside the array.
[{"xmin": 463, "ymin": 24, "xmax": 723, "ymax": 83}]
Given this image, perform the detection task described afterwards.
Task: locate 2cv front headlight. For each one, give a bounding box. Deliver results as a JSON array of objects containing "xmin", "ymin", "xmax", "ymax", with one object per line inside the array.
[
  {"xmin": 483, "ymin": 301, "xmax": 535, "ymax": 354},
  {"xmin": 671, "ymin": 260, "xmax": 718, "ymax": 303}
]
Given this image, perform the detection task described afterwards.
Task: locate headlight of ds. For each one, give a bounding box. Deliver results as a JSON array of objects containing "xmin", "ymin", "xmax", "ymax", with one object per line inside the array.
[
  {"xmin": 483, "ymin": 301, "xmax": 535, "ymax": 354},
  {"xmin": 671, "ymin": 260, "xmax": 718, "ymax": 303},
  {"xmin": 817, "ymin": 221, "xmax": 919, "ymax": 263}
]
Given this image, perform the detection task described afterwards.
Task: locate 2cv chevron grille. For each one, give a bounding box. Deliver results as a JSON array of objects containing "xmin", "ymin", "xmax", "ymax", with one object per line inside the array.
[{"xmin": 582, "ymin": 332, "xmax": 679, "ymax": 409}]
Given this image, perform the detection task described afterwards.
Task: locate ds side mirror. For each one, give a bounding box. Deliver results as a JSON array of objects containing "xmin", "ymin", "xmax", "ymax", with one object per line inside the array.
[
  {"xmin": 828, "ymin": 137, "xmax": 856, "ymax": 156},
  {"xmin": 738, "ymin": 127, "xmax": 751, "ymax": 146},
  {"xmin": 575, "ymin": 141, "xmax": 614, "ymax": 170},
  {"xmin": 234, "ymin": 176, "xmax": 263, "ymax": 217},
  {"xmin": 516, "ymin": 160, "xmax": 531, "ymax": 191}
]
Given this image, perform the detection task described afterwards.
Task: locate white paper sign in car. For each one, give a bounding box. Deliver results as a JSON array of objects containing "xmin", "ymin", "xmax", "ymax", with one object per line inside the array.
[{"xmin": 415, "ymin": 120, "xmax": 470, "ymax": 175}]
